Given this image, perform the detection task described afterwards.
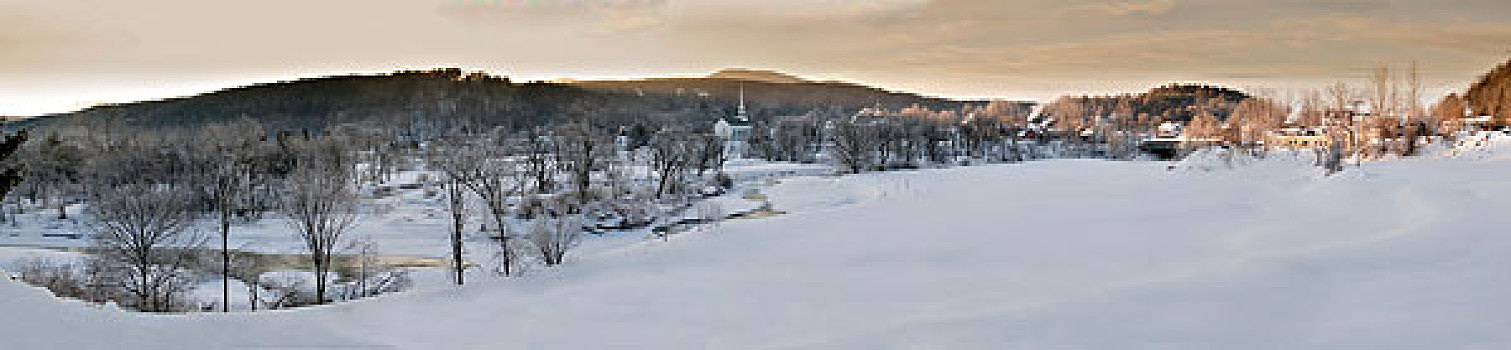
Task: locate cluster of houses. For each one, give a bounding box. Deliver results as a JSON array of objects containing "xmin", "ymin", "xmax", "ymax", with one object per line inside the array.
[{"xmin": 701, "ymin": 94, "xmax": 1504, "ymax": 162}]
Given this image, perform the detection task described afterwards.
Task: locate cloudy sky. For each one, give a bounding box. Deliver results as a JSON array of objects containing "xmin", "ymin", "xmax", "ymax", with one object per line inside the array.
[{"xmin": 1, "ymin": 0, "xmax": 1509, "ymax": 116}]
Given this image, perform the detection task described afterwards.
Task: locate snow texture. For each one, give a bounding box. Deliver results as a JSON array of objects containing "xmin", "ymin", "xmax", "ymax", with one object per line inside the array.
[{"xmin": 5, "ymin": 158, "xmax": 1511, "ymax": 349}]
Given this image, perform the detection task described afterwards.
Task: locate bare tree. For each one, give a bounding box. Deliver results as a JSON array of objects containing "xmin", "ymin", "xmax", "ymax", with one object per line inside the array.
[
  {"xmin": 228, "ymin": 251, "xmax": 269, "ymax": 311},
  {"xmin": 1405, "ymin": 61, "xmax": 1431, "ymax": 154},
  {"xmin": 1369, "ymin": 65, "xmax": 1393, "ymax": 159},
  {"xmin": 1327, "ymin": 81, "xmax": 1362, "ymax": 166},
  {"xmin": 526, "ymin": 215, "xmax": 582, "ymax": 266},
  {"xmin": 521, "ymin": 128, "xmax": 558, "ymax": 194},
  {"xmin": 1408, "ymin": 61, "xmax": 1424, "ymax": 119},
  {"xmin": 691, "ymin": 133, "xmax": 726, "ymax": 177},
  {"xmin": 197, "ymin": 121, "xmax": 259, "ymax": 311},
  {"xmin": 556, "ymin": 123, "xmax": 608, "ymax": 207},
  {"xmin": 426, "ymin": 136, "xmax": 477, "ymax": 284},
  {"xmin": 435, "ymin": 133, "xmax": 527, "ymax": 276},
  {"xmin": 831, "ymin": 120, "xmax": 877, "ymax": 174},
  {"xmin": 88, "ymin": 183, "xmax": 202, "ymax": 312},
  {"xmin": 1298, "ymin": 89, "xmax": 1326, "ymax": 127},
  {"xmin": 443, "ymin": 177, "xmax": 467, "ymax": 284},
  {"xmin": 649, "ymin": 132, "xmax": 690, "ymax": 199},
  {"xmin": 281, "ymin": 158, "xmax": 360, "ymax": 304}
]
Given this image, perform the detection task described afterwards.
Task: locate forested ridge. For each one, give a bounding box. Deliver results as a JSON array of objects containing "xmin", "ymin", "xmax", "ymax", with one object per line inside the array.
[
  {"xmin": 1042, "ymin": 84, "xmax": 1252, "ymax": 123},
  {"xmin": 1467, "ymin": 58, "xmax": 1511, "ymax": 123},
  {"xmin": 29, "ymin": 68, "xmax": 998, "ymax": 131}
]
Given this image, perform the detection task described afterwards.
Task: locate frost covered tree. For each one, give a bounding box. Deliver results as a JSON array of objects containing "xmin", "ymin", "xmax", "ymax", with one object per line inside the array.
[
  {"xmin": 1327, "ymin": 81, "xmax": 1362, "ymax": 165},
  {"xmin": 434, "ymin": 133, "xmax": 527, "ymax": 276},
  {"xmin": 691, "ymin": 133, "xmax": 725, "ymax": 177},
  {"xmin": 521, "ymin": 128, "xmax": 558, "ymax": 195},
  {"xmin": 831, "ymin": 120, "xmax": 878, "ymax": 174},
  {"xmin": 425, "ymin": 136, "xmax": 477, "ymax": 284},
  {"xmin": 527, "ymin": 215, "xmax": 582, "ymax": 266},
  {"xmin": 88, "ymin": 183, "xmax": 202, "ymax": 312},
  {"xmin": 281, "ymin": 157, "xmax": 359, "ymax": 304},
  {"xmin": 195, "ymin": 121, "xmax": 259, "ymax": 311},
  {"xmin": 555, "ymin": 123, "xmax": 609, "ymax": 207},
  {"xmin": 442, "ymin": 177, "xmax": 468, "ymax": 284},
  {"xmin": 649, "ymin": 132, "xmax": 690, "ymax": 199}
]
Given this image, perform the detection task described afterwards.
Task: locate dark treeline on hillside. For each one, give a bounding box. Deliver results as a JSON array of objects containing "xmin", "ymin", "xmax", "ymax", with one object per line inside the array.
[
  {"xmin": 1041, "ymin": 84, "xmax": 1251, "ymax": 123},
  {"xmin": 567, "ymin": 69, "xmax": 1002, "ymax": 120},
  {"xmin": 1466, "ymin": 58, "xmax": 1511, "ymax": 125},
  {"xmin": 33, "ymin": 68, "xmax": 1003, "ymax": 132},
  {"xmin": 42, "ymin": 69, "xmax": 688, "ymax": 130}
]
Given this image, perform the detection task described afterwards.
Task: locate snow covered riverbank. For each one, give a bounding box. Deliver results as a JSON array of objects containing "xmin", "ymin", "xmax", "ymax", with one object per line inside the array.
[{"xmin": 6, "ymin": 158, "xmax": 1511, "ymax": 349}]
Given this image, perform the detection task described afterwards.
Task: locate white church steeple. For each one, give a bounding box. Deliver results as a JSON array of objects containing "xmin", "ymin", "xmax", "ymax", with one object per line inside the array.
[{"xmin": 736, "ymin": 83, "xmax": 748, "ymax": 122}]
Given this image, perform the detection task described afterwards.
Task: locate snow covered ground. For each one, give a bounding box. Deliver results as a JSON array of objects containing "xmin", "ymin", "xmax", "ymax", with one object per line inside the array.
[
  {"xmin": 1440, "ymin": 130, "xmax": 1511, "ymax": 161},
  {"xmin": 0, "ymin": 161, "xmax": 827, "ymax": 259},
  {"xmin": 6, "ymin": 157, "xmax": 1511, "ymax": 349}
]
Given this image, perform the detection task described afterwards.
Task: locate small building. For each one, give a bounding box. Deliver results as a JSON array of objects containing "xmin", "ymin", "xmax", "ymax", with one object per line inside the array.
[
  {"xmin": 1156, "ymin": 122, "xmax": 1182, "ymax": 138},
  {"xmin": 1266, "ymin": 127, "xmax": 1330, "ymax": 149},
  {"xmin": 1461, "ymin": 115, "xmax": 1495, "ymax": 132}
]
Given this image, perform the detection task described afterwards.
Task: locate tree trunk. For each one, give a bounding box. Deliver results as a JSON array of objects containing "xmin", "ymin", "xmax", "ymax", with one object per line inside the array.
[
  {"xmin": 138, "ymin": 264, "xmax": 152, "ymax": 311},
  {"xmin": 313, "ymin": 253, "xmax": 327, "ymax": 304},
  {"xmin": 492, "ymin": 208, "xmax": 512, "ymax": 276},
  {"xmin": 248, "ymin": 279, "xmax": 259, "ymax": 311},
  {"xmin": 448, "ymin": 181, "xmax": 465, "ymax": 285},
  {"xmin": 221, "ymin": 209, "xmax": 231, "ymax": 312}
]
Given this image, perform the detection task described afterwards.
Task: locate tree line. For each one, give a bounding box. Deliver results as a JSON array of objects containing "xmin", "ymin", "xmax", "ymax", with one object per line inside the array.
[{"xmin": 5, "ymin": 115, "xmax": 747, "ymax": 312}]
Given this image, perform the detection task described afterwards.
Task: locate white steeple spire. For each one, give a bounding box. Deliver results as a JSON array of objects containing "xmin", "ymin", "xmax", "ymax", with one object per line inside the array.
[{"xmin": 737, "ymin": 83, "xmax": 748, "ymax": 122}]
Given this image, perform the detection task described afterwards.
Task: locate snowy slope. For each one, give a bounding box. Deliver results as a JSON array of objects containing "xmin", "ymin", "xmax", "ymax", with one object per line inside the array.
[
  {"xmin": 0, "ymin": 277, "xmax": 370, "ymax": 349},
  {"xmin": 1442, "ymin": 131, "xmax": 1511, "ymax": 161},
  {"xmin": 7, "ymin": 159, "xmax": 1511, "ymax": 349}
]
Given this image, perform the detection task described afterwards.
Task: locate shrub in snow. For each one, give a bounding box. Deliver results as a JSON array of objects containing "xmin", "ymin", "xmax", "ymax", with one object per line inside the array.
[
  {"xmin": 256, "ymin": 270, "xmax": 324, "ymax": 308},
  {"xmin": 527, "ymin": 215, "xmax": 583, "ymax": 266},
  {"xmin": 695, "ymin": 201, "xmax": 724, "ymax": 224},
  {"xmin": 11, "ymin": 257, "xmax": 100, "ymax": 303}
]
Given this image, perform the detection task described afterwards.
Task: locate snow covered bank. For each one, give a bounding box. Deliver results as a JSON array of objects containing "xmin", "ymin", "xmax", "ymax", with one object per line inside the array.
[
  {"xmin": 1441, "ymin": 130, "xmax": 1511, "ymax": 161},
  {"xmin": 0, "ymin": 274, "xmax": 372, "ymax": 349},
  {"xmin": 6, "ymin": 159, "xmax": 1511, "ymax": 349}
]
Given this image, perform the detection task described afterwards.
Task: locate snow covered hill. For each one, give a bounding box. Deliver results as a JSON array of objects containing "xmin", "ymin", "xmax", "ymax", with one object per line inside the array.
[{"xmin": 7, "ymin": 159, "xmax": 1511, "ymax": 349}]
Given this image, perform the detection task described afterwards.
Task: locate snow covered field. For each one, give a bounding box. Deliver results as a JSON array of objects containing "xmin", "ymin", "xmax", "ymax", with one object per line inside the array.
[{"xmin": 6, "ymin": 158, "xmax": 1511, "ymax": 349}]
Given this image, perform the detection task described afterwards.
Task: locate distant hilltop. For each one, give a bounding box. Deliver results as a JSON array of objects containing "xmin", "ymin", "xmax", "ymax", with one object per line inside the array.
[
  {"xmin": 706, "ymin": 68, "xmax": 810, "ymax": 84},
  {"xmin": 565, "ymin": 68, "xmax": 1000, "ymax": 116}
]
